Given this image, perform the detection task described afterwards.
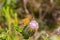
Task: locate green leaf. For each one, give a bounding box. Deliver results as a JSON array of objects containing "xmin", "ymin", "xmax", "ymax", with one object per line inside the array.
[
  {"xmin": 0, "ymin": 32, "xmax": 6, "ymax": 40},
  {"xmin": 15, "ymin": 26, "xmax": 22, "ymax": 33}
]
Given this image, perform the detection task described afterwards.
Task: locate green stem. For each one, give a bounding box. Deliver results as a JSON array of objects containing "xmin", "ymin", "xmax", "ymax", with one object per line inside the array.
[{"xmin": 2, "ymin": 5, "xmax": 11, "ymax": 40}]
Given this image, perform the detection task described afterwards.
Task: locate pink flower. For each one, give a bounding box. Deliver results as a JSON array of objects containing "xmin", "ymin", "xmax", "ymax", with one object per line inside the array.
[{"xmin": 29, "ymin": 20, "xmax": 38, "ymax": 29}]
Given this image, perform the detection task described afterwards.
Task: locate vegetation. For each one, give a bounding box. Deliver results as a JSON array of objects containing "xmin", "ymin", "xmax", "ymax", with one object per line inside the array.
[{"xmin": 0, "ymin": 0, "xmax": 60, "ymax": 40}]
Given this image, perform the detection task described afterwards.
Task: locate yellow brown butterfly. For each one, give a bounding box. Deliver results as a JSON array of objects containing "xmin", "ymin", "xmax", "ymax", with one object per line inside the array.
[{"xmin": 22, "ymin": 15, "xmax": 32, "ymax": 25}]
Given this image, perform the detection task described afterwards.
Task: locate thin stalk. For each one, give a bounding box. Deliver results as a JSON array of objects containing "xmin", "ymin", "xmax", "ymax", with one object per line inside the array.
[
  {"xmin": 14, "ymin": 13, "xmax": 18, "ymax": 26},
  {"xmin": 3, "ymin": 6, "xmax": 11, "ymax": 32}
]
